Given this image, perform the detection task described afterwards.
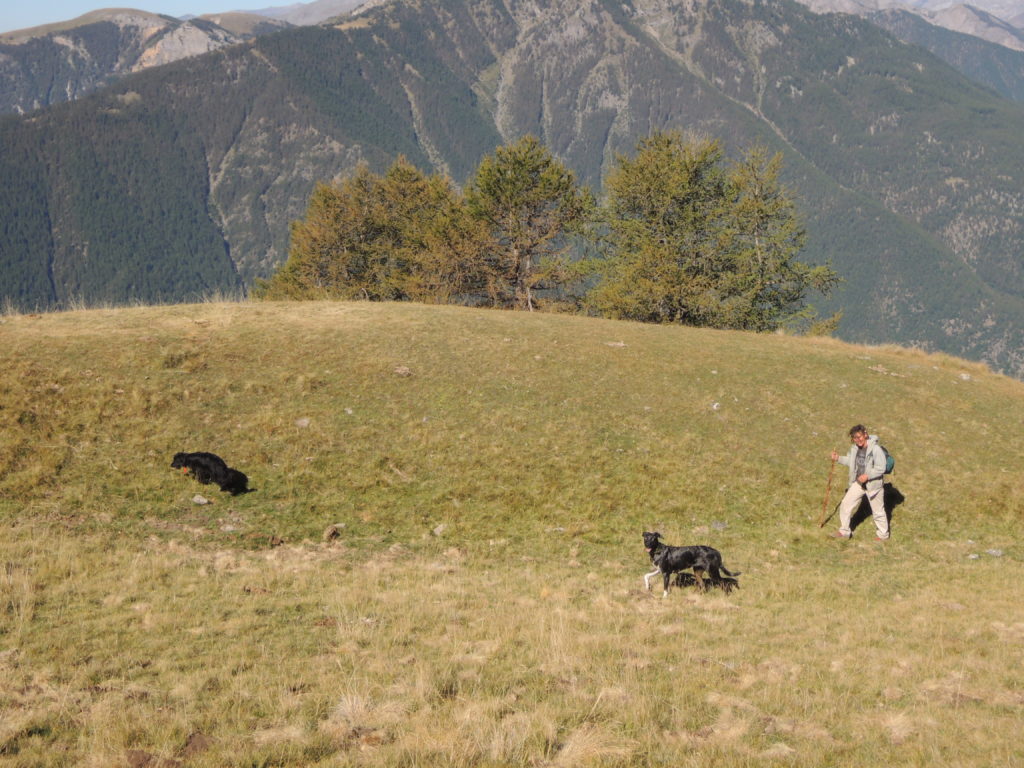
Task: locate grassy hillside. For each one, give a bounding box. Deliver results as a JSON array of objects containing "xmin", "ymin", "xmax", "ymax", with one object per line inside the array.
[{"xmin": 1, "ymin": 302, "xmax": 1022, "ymax": 766}]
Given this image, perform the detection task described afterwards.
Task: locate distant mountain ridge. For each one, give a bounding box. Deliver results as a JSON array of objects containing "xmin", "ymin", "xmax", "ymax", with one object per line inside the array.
[
  {"xmin": 868, "ymin": 7, "xmax": 1024, "ymax": 100},
  {"xmin": 0, "ymin": 8, "xmax": 292, "ymax": 114},
  {"xmin": 795, "ymin": 0, "xmax": 1024, "ymax": 48},
  {"xmin": 1, "ymin": 0, "xmax": 1020, "ymax": 117},
  {"xmin": 1, "ymin": 0, "xmax": 1024, "ymax": 377},
  {"xmin": 236, "ymin": 0, "xmax": 367, "ymax": 24},
  {"xmin": 0, "ymin": 3, "xmax": 375, "ymax": 116},
  {"xmin": 914, "ymin": 0, "xmax": 1024, "ymax": 25}
]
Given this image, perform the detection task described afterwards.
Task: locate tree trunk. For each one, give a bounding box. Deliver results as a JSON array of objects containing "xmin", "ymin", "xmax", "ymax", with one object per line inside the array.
[{"xmin": 514, "ymin": 247, "xmax": 534, "ymax": 311}]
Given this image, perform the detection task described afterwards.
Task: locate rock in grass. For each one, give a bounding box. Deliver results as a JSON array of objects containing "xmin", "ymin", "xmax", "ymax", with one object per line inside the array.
[
  {"xmin": 323, "ymin": 523, "xmax": 345, "ymax": 541},
  {"xmin": 192, "ymin": 494, "xmax": 209, "ymax": 505},
  {"xmin": 182, "ymin": 733, "xmax": 213, "ymax": 757}
]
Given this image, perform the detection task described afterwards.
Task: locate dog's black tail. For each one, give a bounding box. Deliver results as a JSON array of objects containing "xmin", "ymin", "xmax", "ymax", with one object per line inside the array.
[{"xmin": 720, "ymin": 565, "xmax": 741, "ymax": 578}]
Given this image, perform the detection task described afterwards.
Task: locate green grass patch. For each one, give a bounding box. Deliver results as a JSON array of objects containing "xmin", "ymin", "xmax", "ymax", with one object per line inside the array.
[{"xmin": 1, "ymin": 301, "xmax": 1022, "ymax": 765}]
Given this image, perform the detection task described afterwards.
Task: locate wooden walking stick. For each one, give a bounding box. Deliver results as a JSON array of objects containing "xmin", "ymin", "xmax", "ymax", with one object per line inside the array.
[{"xmin": 818, "ymin": 455, "xmax": 837, "ymax": 528}]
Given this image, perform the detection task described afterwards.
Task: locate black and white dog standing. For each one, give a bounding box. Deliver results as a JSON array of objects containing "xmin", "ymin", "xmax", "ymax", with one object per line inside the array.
[{"xmin": 642, "ymin": 531, "xmax": 739, "ymax": 597}]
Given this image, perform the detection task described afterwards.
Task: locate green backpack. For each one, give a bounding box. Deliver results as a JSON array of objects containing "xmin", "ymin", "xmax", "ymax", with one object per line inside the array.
[{"xmin": 880, "ymin": 444, "xmax": 895, "ymax": 474}]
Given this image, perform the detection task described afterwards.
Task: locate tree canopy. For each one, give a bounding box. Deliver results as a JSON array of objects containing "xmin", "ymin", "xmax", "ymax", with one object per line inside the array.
[
  {"xmin": 465, "ymin": 136, "xmax": 593, "ymax": 311},
  {"xmin": 586, "ymin": 132, "xmax": 839, "ymax": 331},
  {"xmin": 255, "ymin": 158, "xmax": 490, "ymax": 303},
  {"xmin": 259, "ymin": 133, "xmax": 839, "ymax": 334}
]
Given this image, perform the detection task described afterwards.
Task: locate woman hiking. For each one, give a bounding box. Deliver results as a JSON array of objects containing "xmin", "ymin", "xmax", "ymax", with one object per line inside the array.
[{"xmin": 830, "ymin": 424, "xmax": 890, "ymax": 540}]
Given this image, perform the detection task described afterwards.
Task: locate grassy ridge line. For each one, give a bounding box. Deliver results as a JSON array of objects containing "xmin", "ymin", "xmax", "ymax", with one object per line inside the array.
[{"xmin": 1, "ymin": 301, "xmax": 1023, "ymax": 766}]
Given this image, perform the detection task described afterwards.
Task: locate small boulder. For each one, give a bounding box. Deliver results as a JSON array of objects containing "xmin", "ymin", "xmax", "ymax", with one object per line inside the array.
[
  {"xmin": 182, "ymin": 733, "xmax": 213, "ymax": 758},
  {"xmin": 323, "ymin": 523, "xmax": 345, "ymax": 541}
]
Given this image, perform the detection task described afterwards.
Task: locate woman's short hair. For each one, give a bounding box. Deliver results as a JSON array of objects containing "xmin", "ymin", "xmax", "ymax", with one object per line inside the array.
[{"xmin": 848, "ymin": 424, "xmax": 868, "ymax": 437}]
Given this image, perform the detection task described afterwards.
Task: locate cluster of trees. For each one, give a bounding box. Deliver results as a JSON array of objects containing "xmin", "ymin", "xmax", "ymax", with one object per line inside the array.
[{"xmin": 256, "ymin": 133, "xmax": 841, "ymax": 333}]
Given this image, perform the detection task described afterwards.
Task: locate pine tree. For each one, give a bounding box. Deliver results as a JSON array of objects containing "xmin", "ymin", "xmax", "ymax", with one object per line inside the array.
[
  {"xmin": 255, "ymin": 158, "xmax": 489, "ymax": 302},
  {"xmin": 465, "ymin": 136, "xmax": 593, "ymax": 311},
  {"xmin": 720, "ymin": 145, "xmax": 840, "ymax": 332},
  {"xmin": 588, "ymin": 133, "xmax": 839, "ymax": 331},
  {"xmin": 586, "ymin": 132, "xmax": 729, "ymax": 325},
  {"xmin": 253, "ymin": 166, "xmax": 397, "ymax": 301},
  {"xmin": 390, "ymin": 170, "xmax": 492, "ymax": 304}
]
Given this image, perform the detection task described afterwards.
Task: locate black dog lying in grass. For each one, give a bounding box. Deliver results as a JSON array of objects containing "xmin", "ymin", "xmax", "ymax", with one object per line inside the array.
[
  {"xmin": 643, "ymin": 531, "xmax": 739, "ymax": 597},
  {"xmin": 171, "ymin": 451, "xmax": 253, "ymax": 495}
]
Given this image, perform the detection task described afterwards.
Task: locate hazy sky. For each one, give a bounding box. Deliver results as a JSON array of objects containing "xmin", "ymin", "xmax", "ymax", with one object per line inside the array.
[{"xmin": 0, "ymin": 2, "xmax": 251, "ymax": 34}]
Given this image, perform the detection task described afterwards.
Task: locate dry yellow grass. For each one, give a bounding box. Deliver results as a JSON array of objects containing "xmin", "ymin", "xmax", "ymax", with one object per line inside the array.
[{"xmin": 1, "ymin": 301, "xmax": 1022, "ymax": 766}]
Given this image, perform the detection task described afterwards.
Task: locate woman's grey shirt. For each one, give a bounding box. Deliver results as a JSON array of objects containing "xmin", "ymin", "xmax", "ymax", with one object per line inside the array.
[{"xmin": 837, "ymin": 435, "xmax": 886, "ymax": 493}]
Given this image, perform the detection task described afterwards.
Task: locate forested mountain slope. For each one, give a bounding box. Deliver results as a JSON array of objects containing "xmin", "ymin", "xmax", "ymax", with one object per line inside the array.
[{"xmin": 1, "ymin": 0, "xmax": 1023, "ymax": 375}]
